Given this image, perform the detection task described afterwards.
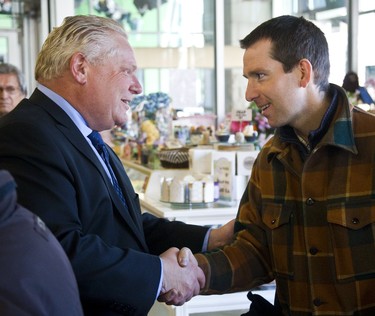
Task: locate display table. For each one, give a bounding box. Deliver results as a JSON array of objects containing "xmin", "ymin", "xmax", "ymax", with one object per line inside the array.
[{"xmin": 122, "ymin": 159, "xmax": 275, "ymax": 316}]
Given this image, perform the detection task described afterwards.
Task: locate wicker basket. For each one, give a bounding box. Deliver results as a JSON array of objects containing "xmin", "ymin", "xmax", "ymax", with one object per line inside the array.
[{"xmin": 158, "ymin": 147, "xmax": 190, "ymax": 169}]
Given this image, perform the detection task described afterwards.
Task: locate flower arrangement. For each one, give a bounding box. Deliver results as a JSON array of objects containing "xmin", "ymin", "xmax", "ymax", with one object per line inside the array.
[
  {"xmin": 130, "ymin": 92, "xmax": 171, "ymax": 121},
  {"xmin": 248, "ymin": 102, "xmax": 274, "ymax": 146},
  {"xmin": 253, "ymin": 112, "xmax": 273, "ymax": 135},
  {"xmin": 127, "ymin": 92, "xmax": 172, "ymax": 147}
]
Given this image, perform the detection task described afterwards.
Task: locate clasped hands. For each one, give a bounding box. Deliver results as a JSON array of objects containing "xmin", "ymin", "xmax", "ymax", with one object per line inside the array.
[
  {"xmin": 158, "ymin": 219, "xmax": 235, "ymax": 305},
  {"xmin": 158, "ymin": 247, "xmax": 204, "ymax": 305}
]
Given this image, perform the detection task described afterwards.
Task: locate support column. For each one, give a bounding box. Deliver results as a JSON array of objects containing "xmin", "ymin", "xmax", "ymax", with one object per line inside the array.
[{"xmin": 347, "ymin": 0, "xmax": 358, "ymax": 72}]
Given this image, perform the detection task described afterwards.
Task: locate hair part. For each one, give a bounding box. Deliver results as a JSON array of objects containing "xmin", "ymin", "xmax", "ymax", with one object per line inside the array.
[
  {"xmin": 240, "ymin": 15, "xmax": 330, "ymax": 92},
  {"xmin": 0, "ymin": 62, "xmax": 27, "ymax": 95},
  {"xmin": 35, "ymin": 15, "xmax": 128, "ymax": 81}
]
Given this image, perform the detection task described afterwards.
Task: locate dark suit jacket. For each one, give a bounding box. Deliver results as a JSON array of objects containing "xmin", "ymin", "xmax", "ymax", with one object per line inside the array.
[
  {"xmin": 0, "ymin": 170, "xmax": 83, "ymax": 316},
  {"xmin": 0, "ymin": 89, "xmax": 209, "ymax": 316}
]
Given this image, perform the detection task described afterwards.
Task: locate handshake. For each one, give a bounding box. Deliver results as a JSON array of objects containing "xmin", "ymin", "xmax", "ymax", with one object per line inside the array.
[
  {"xmin": 158, "ymin": 247, "xmax": 204, "ymax": 306},
  {"xmin": 157, "ymin": 219, "xmax": 235, "ymax": 305}
]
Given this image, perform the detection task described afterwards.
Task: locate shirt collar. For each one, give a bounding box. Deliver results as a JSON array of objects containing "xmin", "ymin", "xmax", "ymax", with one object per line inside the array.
[
  {"xmin": 269, "ymin": 84, "xmax": 357, "ymax": 160},
  {"xmin": 37, "ymin": 84, "xmax": 92, "ymax": 137}
]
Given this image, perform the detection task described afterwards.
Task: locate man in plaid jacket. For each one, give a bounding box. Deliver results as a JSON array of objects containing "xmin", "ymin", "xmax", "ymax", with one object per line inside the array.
[{"xmin": 196, "ymin": 15, "xmax": 375, "ymax": 315}]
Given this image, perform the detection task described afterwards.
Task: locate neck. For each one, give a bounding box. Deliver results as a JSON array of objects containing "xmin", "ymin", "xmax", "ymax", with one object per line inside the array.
[{"xmin": 294, "ymin": 90, "xmax": 331, "ymax": 139}]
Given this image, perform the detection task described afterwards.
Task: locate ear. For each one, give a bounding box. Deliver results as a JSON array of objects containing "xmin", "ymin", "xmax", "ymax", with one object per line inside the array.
[
  {"xmin": 298, "ymin": 58, "xmax": 312, "ymax": 88},
  {"xmin": 70, "ymin": 52, "xmax": 88, "ymax": 85}
]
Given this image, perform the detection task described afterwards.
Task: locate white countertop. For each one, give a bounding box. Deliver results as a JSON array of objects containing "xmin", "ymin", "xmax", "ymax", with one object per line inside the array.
[{"xmin": 140, "ymin": 193, "xmax": 239, "ymax": 226}]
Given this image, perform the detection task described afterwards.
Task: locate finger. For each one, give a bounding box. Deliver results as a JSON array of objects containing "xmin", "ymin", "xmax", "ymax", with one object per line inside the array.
[
  {"xmin": 177, "ymin": 247, "xmax": 191, "ymax": 267},
  {"xmin": 158, "ymin": 288, "xmax": 178, "ymax": 303},
  {"xmin": 165, "ymin": 291, "xmax": 186, "ymax": 306},
  {"xmin": 171, "ymin": 292, "xmax": 193, "ymax": 306},
  {"xmin": 197, "ymin": 267, "xmax": 206, "ymax": 289}
]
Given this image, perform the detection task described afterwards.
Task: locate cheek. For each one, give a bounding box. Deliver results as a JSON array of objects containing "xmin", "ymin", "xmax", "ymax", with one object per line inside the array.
[{"xmin": 273, "ymin": 78, "xmax": 298, "ymax": 101}]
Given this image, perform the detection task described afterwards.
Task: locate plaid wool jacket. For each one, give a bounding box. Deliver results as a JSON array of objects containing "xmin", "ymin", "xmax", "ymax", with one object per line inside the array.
[{"xmin": 196, "ymin": 84, "xmax": 375, "ymax": 315}]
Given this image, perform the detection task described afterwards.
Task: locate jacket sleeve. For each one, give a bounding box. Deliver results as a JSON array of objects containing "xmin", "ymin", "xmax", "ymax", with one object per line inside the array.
[
  {"xmin": 195, "ymin": 158, "xmax": 274, "ymax": 294},
  {"xmin": 359, "ymin": 86, "xmax": 374, "ymax": 105},
  {"xmin": 142, "ymin": 212, "xmax": 210, "ymax": 255}
]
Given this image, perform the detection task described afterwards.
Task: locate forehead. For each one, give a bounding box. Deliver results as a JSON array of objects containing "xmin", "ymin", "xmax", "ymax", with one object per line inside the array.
[
  {"xmin": 243, "ymin": 40, "xmax": 282, "ymax": 74},
  {"xmin": 114, "ymin": 35, "xmax": 137, "ymax": 66},
  {"xmin": 243, "ymin": 39, "xmax": 275, "ymax": 66},
  {"xmin": 123, "ymin": 42, "xmax": 137, "ymax": 64},
  {"xmin": 0, "ymin": 73, "xmax": 19, "ymax": 86}
]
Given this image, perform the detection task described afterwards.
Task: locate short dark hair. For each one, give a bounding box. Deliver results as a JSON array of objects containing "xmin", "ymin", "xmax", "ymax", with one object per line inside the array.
[
  {"xmin": 0, "ymin": 63, "xmax": 27, "ymax": 95},
  {"xmin": 342, "ymin": 71, "xmax": 359, "ymax": 93},
  {"xmin": 240, "ymin": 15, "xmax": 330, "ymax": 92}
]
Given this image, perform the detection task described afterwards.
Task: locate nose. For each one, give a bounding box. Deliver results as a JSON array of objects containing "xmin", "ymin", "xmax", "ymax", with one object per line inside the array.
[
  {"xmin": 245, "ymin": 79, "xmax": 258, "ymax": 103},
  {"xmin": 130, "ymin": 75, "xmax": 142, "ymax": 95}
]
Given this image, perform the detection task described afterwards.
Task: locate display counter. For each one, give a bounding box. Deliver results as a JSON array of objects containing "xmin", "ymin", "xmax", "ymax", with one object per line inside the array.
[
  {"xmin": 140, "ymin": 194, "xmax": 238, "ymax": 226},
  {"xmin": 122, "ymin": 159, "xmax": 239, "ymax": 225},
  {"xmin": 122, "ymin": 159, "xmax": 275, "ymax": 316}
]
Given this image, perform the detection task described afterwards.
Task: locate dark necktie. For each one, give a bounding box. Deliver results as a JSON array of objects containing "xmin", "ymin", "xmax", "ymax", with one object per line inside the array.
[{"xmin": 88, "ymin": 131, "xmax": 127, "ymax": 207}]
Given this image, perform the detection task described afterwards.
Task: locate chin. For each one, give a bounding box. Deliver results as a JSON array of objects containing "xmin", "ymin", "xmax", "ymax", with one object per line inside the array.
[{"xmin": 115, "ymin": 118, "xmax": 128, "ymax": 128}]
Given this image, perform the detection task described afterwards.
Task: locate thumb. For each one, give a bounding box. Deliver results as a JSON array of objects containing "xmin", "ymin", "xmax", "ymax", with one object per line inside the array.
[{"xmin": 177, "ymin": 247, "xmax": 191, "ymax": 267}]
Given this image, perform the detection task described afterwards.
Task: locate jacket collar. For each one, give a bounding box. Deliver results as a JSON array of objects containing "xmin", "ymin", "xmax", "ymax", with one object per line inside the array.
[{"xmin": 266, "ymin": 83, "xmax": 358, "ymax": 163}]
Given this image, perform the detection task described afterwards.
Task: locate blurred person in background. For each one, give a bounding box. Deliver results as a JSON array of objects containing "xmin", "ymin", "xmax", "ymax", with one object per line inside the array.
[
  {"xmin": 0, "ymin": 63, "xmax": 27, "ymax": 117},
  {"xmin": 342, "ymin": 71, "xmax": 374, "ymax": 108}
]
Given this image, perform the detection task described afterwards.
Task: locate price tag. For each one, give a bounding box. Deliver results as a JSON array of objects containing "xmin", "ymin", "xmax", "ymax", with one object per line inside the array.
[{"xmin": 232, "ymin": 108, "xmax": 252, "ymax": 121}]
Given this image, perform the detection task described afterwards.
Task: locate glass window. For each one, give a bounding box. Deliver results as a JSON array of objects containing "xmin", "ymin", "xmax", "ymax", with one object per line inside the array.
[
  {"xmin": 358, "ymin": 1, "xmax": 375, "ymax": 100},
  {"xmin": 74, "ymin": 0, "xmax": 375, "ymax": 126},
  {"xmin": 0, "ymin": 36, "xmax": 8, "ymax": 62},
  {"xmin": 75, "ymin": 0, "xmax": 216, "ymax": 115},
  {"xmin": 0, "ymin": 1, "xmax": 22, "ymax": 64},
  {"xmin": 223, "ymin": 0, "xmax": 272, "ymax": 116}
]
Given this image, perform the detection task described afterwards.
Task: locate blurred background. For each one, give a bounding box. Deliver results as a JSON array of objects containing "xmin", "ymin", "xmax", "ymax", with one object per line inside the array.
[{"xmin": 1, "ymin": 0, "xmax": 374, "ymax": 125}]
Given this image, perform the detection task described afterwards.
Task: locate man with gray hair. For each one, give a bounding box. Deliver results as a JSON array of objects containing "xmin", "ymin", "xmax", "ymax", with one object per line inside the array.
[{"xmin": 0, "ymin": 63, "xmax": 27, "ymax": 117}]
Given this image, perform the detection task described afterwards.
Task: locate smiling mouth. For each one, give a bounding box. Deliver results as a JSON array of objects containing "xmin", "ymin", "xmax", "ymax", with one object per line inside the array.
[{"xmin": 260, "ymin": 103, "xmax": 270, "ymax": 113}]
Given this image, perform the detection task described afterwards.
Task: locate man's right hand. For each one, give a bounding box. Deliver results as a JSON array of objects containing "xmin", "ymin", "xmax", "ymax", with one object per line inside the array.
[{"xmin": 158, "ymin": 247, "xmax": 205, "ymax": 305}]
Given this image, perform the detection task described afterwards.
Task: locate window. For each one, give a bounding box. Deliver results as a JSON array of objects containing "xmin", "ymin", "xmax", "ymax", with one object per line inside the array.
[{"xmin": 75, "ymin": 0, "xmax": 216, "ymax": 115}]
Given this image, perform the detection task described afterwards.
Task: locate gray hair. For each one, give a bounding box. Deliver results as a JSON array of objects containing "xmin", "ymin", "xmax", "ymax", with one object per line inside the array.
[
  {"xmin": 0, "ymin": 63, "xmax": 27, "ymax": 95},
  {"xmin": 35, "ymin": 15, "xmax": 128, "ymax": 81}
]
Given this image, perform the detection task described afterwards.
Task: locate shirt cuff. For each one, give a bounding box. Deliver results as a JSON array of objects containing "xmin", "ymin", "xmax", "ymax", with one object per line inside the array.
[
  {"xmin": 157, "ymin": 258, "xmax": 163, "ymax": 299},
  {"xmin": 202, "ymin": 227, "xmax": 212, "ymax": 252}
]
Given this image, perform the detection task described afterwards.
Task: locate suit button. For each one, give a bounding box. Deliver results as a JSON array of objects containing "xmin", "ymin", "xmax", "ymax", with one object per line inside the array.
[{"xmin": 352, "ymin": 217, "xmax": 359, "ymax": 225}]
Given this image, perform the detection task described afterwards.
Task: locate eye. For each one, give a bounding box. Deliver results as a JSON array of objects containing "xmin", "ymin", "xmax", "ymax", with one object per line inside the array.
[
  {"xmin": 120, "ymin": 67, "xmax": 133, "ymax": 76},
  {"xmin": 0, "ymin": 86, "xmax": 18, "ymax": 94},
  {"xmin": 122, "ymin": 65, "xmax": 137, "ymax": 76},
  {"xmin": 248, "ymin": 72, "xmax": 265, "ymax": 81}
]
